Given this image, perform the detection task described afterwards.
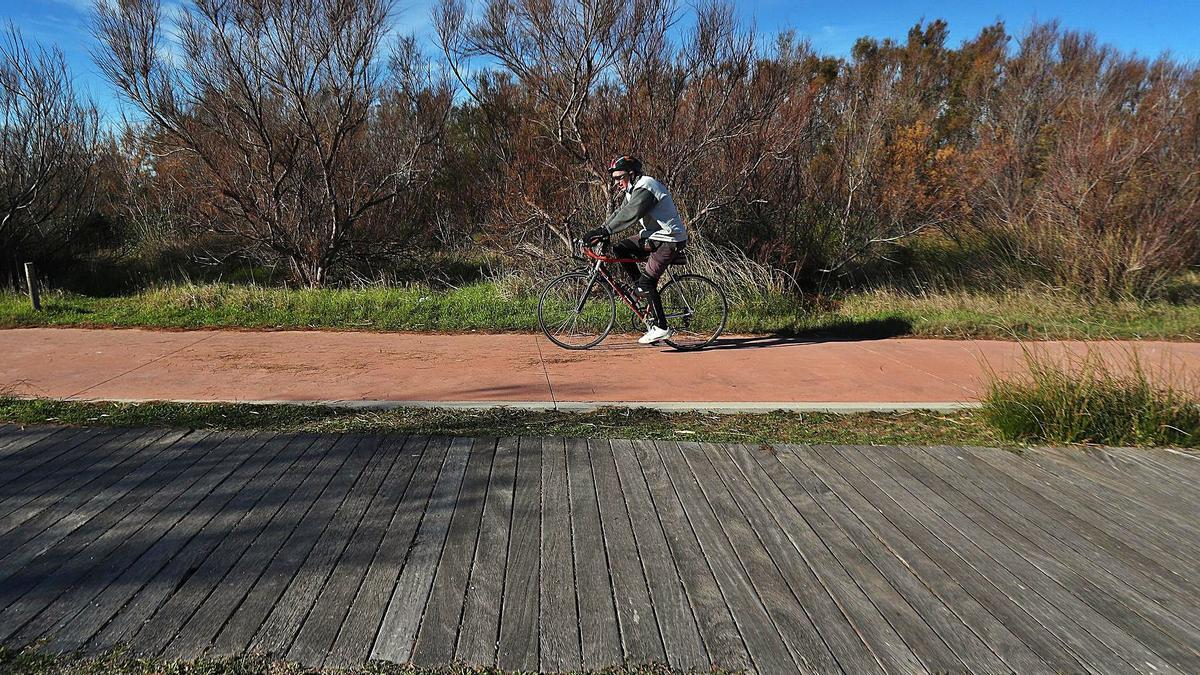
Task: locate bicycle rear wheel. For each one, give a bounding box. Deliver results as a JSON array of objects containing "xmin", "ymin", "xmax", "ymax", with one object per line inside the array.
[
  {"xmin": 660, "ymin": 274, "xmax": 728, "ymax": 350},
  {"xmin": 537, "ymin": 272, "xmax": 616, "ymax": 349}
]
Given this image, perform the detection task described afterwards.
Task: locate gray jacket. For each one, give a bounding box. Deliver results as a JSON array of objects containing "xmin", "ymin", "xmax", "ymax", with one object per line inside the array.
[{"xmin": 601, "ymin": 175, "xmax": 688, "ymax": 243}]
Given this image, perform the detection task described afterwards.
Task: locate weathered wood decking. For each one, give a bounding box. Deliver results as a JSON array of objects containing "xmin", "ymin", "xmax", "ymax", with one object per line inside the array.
[{"xmin": 0, "ymin": 424, "xmax": 1197, "ymax": 672}]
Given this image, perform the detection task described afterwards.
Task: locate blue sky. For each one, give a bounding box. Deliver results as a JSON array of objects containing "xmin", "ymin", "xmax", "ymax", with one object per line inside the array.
[{"xmin": 5, "ymin": 0, "xmax": 1199, "ymax": 119}]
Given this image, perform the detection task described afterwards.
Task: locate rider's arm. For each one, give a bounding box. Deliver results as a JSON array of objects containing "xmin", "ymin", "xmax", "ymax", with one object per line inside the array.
[{"xmin": 601, "ymin": 188, "xmax": 658, "ymax": 235}]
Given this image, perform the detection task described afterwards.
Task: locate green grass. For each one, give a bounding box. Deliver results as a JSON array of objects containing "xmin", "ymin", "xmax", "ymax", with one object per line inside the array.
[
  {"xmin": 2, "ymin": 281, "xmax": 1197, "ymax": 340},
  {"xmin": 835, "ymin": 287, "xmax": 1200, "ymax": 340},
  {"xmin": 0, "ymin": 645, "xmax": 700, "ymax": 674},
  {"xmin": 982, "ymin": 347, "xmax": 1200, "ymax": 447},
  {"xmin": 0, "ymin": 397, "xmax": 1003, "ymax": 447}
]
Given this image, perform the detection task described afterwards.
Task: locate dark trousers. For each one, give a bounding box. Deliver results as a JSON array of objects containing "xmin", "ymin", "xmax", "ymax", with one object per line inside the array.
[{"xmin": 612, "ymin": 237, "xmax": 683, "ymax": 328}]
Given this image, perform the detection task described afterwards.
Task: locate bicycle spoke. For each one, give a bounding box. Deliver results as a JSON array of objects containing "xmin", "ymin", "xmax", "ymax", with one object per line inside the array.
[
  {"xmin": 660, "ymin": 274, "xmax": 727, "ymax": 350},
  {"xmin": 537, "ymin": 272, "xmax": 616, "ymax": 349}
]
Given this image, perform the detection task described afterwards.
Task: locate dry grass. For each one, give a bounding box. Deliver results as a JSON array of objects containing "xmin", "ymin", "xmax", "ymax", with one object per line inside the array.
[{"xmin": 982, "ymin": 345, "xmax": 1200, "ymax": 447}]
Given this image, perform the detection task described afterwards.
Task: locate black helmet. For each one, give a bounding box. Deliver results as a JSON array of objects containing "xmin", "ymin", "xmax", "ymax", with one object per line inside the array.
[{"xmin": 607, "ymin": 155, "xmax": 642, "ymax": 175}]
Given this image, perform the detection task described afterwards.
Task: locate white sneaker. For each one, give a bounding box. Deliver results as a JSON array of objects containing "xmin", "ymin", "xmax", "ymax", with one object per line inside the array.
[{"xmin": 638, "ymin": 325, "xmax": 674, "ymax": 344}]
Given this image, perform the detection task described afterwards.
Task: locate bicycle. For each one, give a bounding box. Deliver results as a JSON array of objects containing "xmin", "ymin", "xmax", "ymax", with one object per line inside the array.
[{"xmin": 537, "ymin": 236, "xmax": 728, "ymax": 350}]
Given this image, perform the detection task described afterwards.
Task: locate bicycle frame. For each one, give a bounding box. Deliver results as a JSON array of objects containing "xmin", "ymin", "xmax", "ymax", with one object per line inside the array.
[
  {"xmin": 539, "ymin": 238, "xmax": 724, "ymax": 350},
  {"xmin": 577, "ymin": 243, "xmax": 681, "ymax": 326}
]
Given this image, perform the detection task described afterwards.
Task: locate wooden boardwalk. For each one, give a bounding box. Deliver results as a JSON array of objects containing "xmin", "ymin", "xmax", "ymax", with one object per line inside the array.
[{"xmin": 0, "ymin": 425, "xmax": 1198, "ymax": 673}]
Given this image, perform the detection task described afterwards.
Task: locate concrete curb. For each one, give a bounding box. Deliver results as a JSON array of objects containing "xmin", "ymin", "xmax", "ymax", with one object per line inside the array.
[{"xmin": 59, "ymin": 397, "xmax": 982, "ymax": 414}]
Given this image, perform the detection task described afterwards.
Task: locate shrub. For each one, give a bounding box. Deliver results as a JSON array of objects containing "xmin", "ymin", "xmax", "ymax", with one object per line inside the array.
[{"xmin": 982, "ymin": 346, "xmax": 1200, "ymax": 447}]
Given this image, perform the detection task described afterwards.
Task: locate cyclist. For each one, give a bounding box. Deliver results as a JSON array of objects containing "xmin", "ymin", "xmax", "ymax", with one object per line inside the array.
[{"xmin": 583, "ymin": 155, "xmax": 688, "ymax": 345}]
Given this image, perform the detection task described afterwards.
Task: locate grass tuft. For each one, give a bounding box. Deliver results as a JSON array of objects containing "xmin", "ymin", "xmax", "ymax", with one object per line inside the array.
[{"xmin": 981, "ymin": 347, "xmax": 1200, "ymax": 447}]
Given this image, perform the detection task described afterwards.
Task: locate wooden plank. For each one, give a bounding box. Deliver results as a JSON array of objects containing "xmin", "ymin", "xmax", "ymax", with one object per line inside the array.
[
  {"xmin": 285, "ymin": 435, "xmax": 423, "ymax": 667},
  {"xmin": 1042, "ymin": 444, "xmax": 1200, "ymax": 521},
  {"xmin": 410, "ymin": 438, "xmax": 497, "ymax": 666},
  {"xmin": 711, "ymin": 442, "xmax": 891, "ymax": 674},
  {"xmin": 874, "ymin": 445, "xmax": 1196, "ymax": 671},
  {"xmin": 77, "ymin": 432, "xmax": 290, "ymax": 653},
  {"xmin": 1034, "ymin": 446, "xmax": 1200, "ymax": 540},
  {"xmin": 13, "ymin": 431, "xmax": 251, "ymax": 651},
  {"xmin": 135, "ymin": 432, "xmax": 322, "ymax": 657},
  {"xmin": 149, "ymin": 434, "xmax": 329, "ymax": 658},
  {"xmin": 562, "ymin": 437, "xmax": 621, "ymax": 670},
  {"xmin": 941, "ymin": 445, "xmax": 1200, "ymax": 588},
  {"xmin": 678, "ymin": 441, "xmax": 842, "ymax": 672},
  {"xmin": 0, "ymin": 428, "xmax": 177, "ymax": 571},
  {"xmin": 0, "ymin": 427, "xmax": 97, "ymax": 491},
  {"xmin": 632, "ymin": 440, "xmax": 748, "ymax": 672},
  {"xmin": 1019, "ymin": 447, "xmax": 1200, "ymax": 552},
  {"xmin": 1100, "ymin": 446, "xmax": 1200, "ymax": 499},
  {"xmin": 588, "ymin": 439, "xmax": 665, "ymax": 666},
  {"xmin": 323, "ymin": 437, "xmax": 444, "ymax": 668},
  {"xmin": 0, "ymin": 426, "xmax": 67, "ymax": 461},
  {"xmin": 650, "ymin": 440, "xmax": 793, "ymax": 673},
  {"xmin": 0, "ymin": 430, "xmax": 214, "ymax": 646},
  {"xmin": 0, "ymin": 428, "xmax": 164, "ymax": 556},
  {"xmin": 964, "ymin": 446, "xmax": 1200, "ymax": 591},
  {"xmin": 1113, "ymin": 446, "xmax": 1200, "ymax": 480},
  {"xmin": 903, "ymin": 446, "xmax": 1200, "ymax": 667},
  {"xmin": 110, "ymin": 432, "xmax": 303, "ymax": 656},
  {"xmin": 270, "ymin": 435, "xmax": 399, "ymax": 663},
  {"xmin": 786, "ymin": 443, "xmax": 1090, "ymax": 671},
  {"xmin": 453, "ymin": 437, "xmax": 518, "ymax": 667},
  {"xmin": 0, "ymin": 424, "xmax": 23, "ymax": 455},
  {"xmin": 943, "ymin": 446, "xmax": 1200, "ymax": 617},
  {"xmin": 248, "ymin": 434, "xmax": 394, "ymax": 656},
  {"xmin": 747, "ymin": 443, "xmax": 1046, "ymax": 673},
  {"xmin": 686, "ymin": 439, "xmax": 907, "ymax": 667},
  {"xmin": 0, "ymin": 427, "xmax": 145, "ymax": 529},
  {"xmin": 211, "ymin": 434, "xmax": 404, "ymax": 658},
  {"xmin": 611, "ymin": 440, "xmax": 706, "ymax": 671},
  {"xmin": 829, "ymin": 444, "xmax": 1157, "ymax": 672},
  {"xmin": 0, "ymin": 429, "xmax": 190, "ymax": 592},
  {"xmin": 235, "ymin": 432, "xmax": 393, "ymax": 658},
  {"xmin": 493, "ymin": 436, "xmax": 542, "ymax": 671},
  {"xmin": 0, "ymin": 427, "xmax": 111, "ymax": 503},
  {"xmin": 0, "ymin": 430, "xmax": 212, "ymax": 617},
  {"xmin": 778, "ymin": 445, "xmax": 1017, "ymax": 672},
  {"xmin": 535, "ymin": 438, "xmax": 581, "ymax": 673},
  {"xmin": 0, "ymin": 428, "xmax": 218, "ymax": 643},
  {"xmin": 0, "ymin": 424, "xmax": 25, "ymax": 456},
  {"xmin": 370, "ymin": 437, "xmax": 469, "ymax": 664}
]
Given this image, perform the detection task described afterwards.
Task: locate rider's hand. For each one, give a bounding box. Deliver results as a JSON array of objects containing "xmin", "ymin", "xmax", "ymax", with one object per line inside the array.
[{"xmin": 583, "ymin": 227, "xmax": 608, "ymax": 244}]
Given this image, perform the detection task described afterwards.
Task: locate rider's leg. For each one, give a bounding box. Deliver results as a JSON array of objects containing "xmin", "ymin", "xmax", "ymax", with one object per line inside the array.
[
  {"xmin": 648, "ymin": 288, "xmax": 667, "ymax": 327},
  {"xmin": 612, "ymin": 237, "xmax": 646, "ymax": 282},
  {"xmin": 639, "ymin": 241, "xmax": 678, "ymax": 328}
]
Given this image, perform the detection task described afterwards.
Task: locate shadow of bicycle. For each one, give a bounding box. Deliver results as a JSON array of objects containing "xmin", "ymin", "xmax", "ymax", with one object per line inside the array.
[{"xmin": 671, "ymin": 317, "xmax": 915, "ymax": 352}]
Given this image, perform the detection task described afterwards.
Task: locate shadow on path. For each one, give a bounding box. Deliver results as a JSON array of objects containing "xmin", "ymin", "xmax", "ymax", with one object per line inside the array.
[{"xmin": 682, "ymin": 317, "xmax": 914, "ymax": 352}]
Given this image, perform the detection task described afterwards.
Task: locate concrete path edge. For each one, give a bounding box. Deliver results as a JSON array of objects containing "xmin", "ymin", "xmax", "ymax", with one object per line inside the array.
[{"xmin": 24, "ymin": 396, "xmax": 983, "ymax": 414}]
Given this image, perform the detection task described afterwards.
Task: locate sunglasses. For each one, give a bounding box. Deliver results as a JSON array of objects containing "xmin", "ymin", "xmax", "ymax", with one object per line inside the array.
[{"xmin": 611, "ymin": 172, "xmax": 629, "ymax": 183}]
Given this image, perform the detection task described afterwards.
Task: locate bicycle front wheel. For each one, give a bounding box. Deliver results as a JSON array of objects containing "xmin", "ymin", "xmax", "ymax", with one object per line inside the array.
[
  {"xmin": 537, "ymin": 272, "xmax": 616, "ymax": 349},
  {"xmin": 661, "ymin": 274, "xmax": 728, "ymax": 350}
]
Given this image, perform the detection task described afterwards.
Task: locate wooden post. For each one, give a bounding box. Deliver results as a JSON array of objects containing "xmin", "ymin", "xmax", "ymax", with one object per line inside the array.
[{"xmin": 24, "ymin": 262, "xmax": 40, "ymax": 311}]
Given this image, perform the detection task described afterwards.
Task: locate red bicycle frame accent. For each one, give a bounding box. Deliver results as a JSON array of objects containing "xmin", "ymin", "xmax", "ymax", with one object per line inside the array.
[
  {"xmin": 581, "ymin": 244, "xmax": 651, "ymax": 322},
  {"xmin": 582, "ymin": 247, "xmax": 642, "ymax": 264}
]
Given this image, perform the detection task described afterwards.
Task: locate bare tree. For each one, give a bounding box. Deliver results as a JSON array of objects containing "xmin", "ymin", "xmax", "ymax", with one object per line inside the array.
[
  {"xmin": 436, "ymin": 0, "xmax": 804, "ymax": 258},
  {"xmin": 435, "ymin": 0, "xmax": 660, "ymax": 249},
  {"xmin": 95, "ymin": 0, "xmax": 450, "ymax": 286},
  {"xmin": 0, "ymin": 23, "xmax": 100, "ymax": 283}
]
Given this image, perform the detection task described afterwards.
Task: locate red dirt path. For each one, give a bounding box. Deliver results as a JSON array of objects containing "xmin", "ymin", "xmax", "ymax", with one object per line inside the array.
[{"xmin": 2, "ymin": 328, "xmax": 1198, "ymax": 409}]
